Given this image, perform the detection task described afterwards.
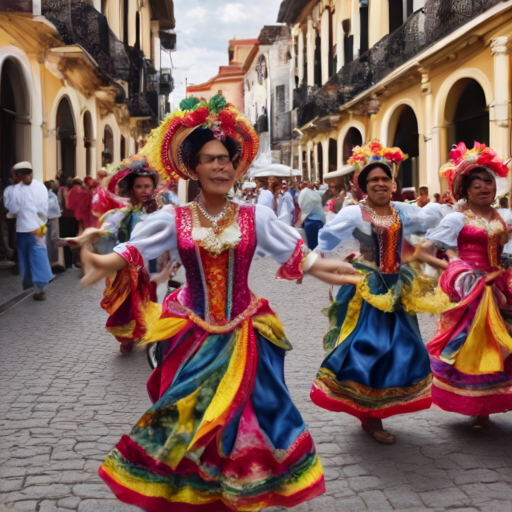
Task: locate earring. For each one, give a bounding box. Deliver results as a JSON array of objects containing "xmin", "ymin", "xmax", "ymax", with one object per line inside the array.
[{"xmin": 190, "ymin": 176, "xmax": 199, "ymax": 181}]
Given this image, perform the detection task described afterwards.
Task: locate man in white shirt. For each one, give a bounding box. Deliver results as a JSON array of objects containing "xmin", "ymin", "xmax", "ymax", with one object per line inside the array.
[{"xmin": 3, "ymin": 162, "xmax": 53, "ymax": 300}]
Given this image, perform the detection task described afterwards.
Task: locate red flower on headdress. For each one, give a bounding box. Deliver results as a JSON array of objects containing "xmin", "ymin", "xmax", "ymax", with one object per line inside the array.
[
  {"xmin": 182, "ymin": 106, "xmax": 209, "ymax": 128},
  {"xmin": 449, "ymin": 142, "xmax": 467, "ymax": 164},
  {"xmin": 218, "ymin": 108, "xmax": 236, "ymax": 131},
  {"xmin": 369, "ymin": 141, "xmax": 383, "ymax": 154}
]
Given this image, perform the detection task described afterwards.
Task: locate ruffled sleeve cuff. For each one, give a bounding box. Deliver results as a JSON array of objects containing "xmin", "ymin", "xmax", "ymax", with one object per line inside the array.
[
  {"xmin": 275, "ymin": 239, "xmax": 306, "ymax": 281},
  {"xmin": 100, "ymin": 244, "xmax": 157, "ymax": 343}
]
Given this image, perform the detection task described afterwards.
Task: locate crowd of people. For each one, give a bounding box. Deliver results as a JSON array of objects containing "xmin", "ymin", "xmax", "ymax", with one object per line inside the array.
[{"xmin": 3, "ymin": 93, "xmax": 512, "ymax": 511}]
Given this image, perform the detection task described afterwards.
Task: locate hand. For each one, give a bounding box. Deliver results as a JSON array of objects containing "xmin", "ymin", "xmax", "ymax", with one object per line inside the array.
[
  {"xmin": 485, "ymin": 269, "xmax": 504, "ymax": 283},
  {"xmin": 310, "ymin": 256, "xmax": 359, "ymax": 275}
]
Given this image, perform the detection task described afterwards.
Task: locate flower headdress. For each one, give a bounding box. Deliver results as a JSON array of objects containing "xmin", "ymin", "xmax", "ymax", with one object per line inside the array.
[
  {"xmin": 105, "ymin": 154, "xmax": 159, "ymax": 196},
  {"xmin": 347, "ymin": 139, "xmax": 407, "ymax": 194},
  {"xmin": 140, "ymin": 94, "xmax": 259, "ymax": 182},
  {"xmin": 441, "ymin": 142, "xmax": 510, "ymax": 200}
]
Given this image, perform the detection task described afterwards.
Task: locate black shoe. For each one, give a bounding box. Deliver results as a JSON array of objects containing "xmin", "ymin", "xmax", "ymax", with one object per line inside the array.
[{"xmin": 33, "ymin": 291, "xmax": 46, "ymax": 301}]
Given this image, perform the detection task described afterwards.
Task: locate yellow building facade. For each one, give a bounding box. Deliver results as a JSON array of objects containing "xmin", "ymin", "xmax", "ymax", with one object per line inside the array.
[
  {"xmin": 0, "ymin": 0, "xmax": 174, "ymax": 187},
  {"xmin": 279, "ymin": 0, "xmax": 512, "ymax": 193}
]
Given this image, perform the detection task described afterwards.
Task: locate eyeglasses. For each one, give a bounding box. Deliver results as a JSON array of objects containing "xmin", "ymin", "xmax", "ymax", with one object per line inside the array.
[{"xmin": 198, "ymin": 154, "xmax": 232, "ymax": 166}]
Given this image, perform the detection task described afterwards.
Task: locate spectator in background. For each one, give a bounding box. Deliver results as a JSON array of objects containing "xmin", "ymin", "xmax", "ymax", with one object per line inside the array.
[
  {"xmin": 59, "ymin": 177, "xmax": 80, "ymax": 268},
  {"xmin": 417, "ymin": 186, "xmax": 430, "ymax": 207},
  {"xmin": 299, "ymin": 187, "xmax": 326, "ymax": 249},
  {"xmin": 434, "ymin": 193, "xmax": 441, "ymax": 204},
  {"xmin": 3, "ymin": 162, "xmax": 52, "ymax": 300},
  {"xmin": 44, "ymin": 180, "xmax": 61, "ymax": 268},
  {"xmin": 500, "ymin": 196, "xmax": 509, "ymax": 209},
  {"xmin": 391, "ymin": 179, "xmax": 406, "ymax": 202},
  {"xmin": 81, "ymin": 177, "xmax": 99, "ymax": 229}
]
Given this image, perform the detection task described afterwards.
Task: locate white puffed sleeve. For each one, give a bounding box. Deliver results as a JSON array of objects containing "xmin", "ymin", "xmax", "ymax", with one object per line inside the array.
[
  {"xmin": 394, "ymin": 201, "xmax": 444, "ymax": 235},
  {"xmin": 257, "ymin": 189, "xmax": 275, "ymax": 210},
  {"xmin": 426, "ymin": 212, "xmax": 465, "ymax": 251},
  {"xmin": 317, "ymin": 205, "xmax": 361, "ymax": 253},
  {"xmin": 113, "ymin": 206, "xmax": 177, "ymax": 261},
  {"xmin": 254, "ymin": 204, "xmax": 302, "ymax": 264},
  {"xmin": 497, "ymin": 208, "xmax": 512, "ymax": 224}
]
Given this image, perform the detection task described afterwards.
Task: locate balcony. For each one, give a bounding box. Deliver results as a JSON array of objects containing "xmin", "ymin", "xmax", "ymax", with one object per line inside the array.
[
  {"xmin": 42, "ymin": 0, "xmax": 130, "ymax": 82},
  {"xmin": 297, "ymin": 0, "xmax": 503, "ymax": 127}
]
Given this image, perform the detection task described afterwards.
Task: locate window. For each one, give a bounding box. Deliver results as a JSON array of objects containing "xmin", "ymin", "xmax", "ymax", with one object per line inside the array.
[
  {"xmin": 276, "ymin": 85, "xmax": 286, "ymax": 115},
  {"xmin": 360, "ymin": 1, "xmax": 369, "ymax": 54},
  {"xmin": 388, "ymin": 0, "xmax": 403, "ymax": 33}
]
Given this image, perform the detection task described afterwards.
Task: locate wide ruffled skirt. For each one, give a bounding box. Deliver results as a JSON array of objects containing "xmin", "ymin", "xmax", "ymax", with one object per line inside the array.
[
  {"xmin": 99, "ymin": 308, "xmax": 324, "ymax": 511},
  {"xmin": 311, "ymin": 270, "xmax": 435, "ymax": 420},
  {"xmin": 428, "ymin": 263, "xmax": 512, "ymax": 416}
]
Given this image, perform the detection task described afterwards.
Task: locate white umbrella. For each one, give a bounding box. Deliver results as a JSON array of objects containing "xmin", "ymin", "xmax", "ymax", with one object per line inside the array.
[
  {"xmin": 323, "ymin": 164, "xmax": 355, "ymax": 180},
  {"xmin": 250, "ymin": 164, "xmax": 293, "ymax": 178},
  {"xmin": 291, "ymin": 169, "xmax": 302, "ymax": 176}
]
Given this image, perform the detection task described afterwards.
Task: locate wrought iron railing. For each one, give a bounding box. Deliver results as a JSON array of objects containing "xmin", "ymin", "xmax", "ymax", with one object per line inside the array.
[
  {"xmin": 42, "ymin": 0, "xmax": 130, "ymax": 82},
  {"xmin": 297, "ymin": 0, "xmax": 504, "ymax": 126}
]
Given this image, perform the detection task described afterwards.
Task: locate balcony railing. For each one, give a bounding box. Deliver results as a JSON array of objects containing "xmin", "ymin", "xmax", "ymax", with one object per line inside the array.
[
  {"xmin": 42, "ymin": 0, "xmax": 130, "ymax": 82},
  {"xmin": 297, "ymin": 0, "xmax": 503, "ymax": 127}
]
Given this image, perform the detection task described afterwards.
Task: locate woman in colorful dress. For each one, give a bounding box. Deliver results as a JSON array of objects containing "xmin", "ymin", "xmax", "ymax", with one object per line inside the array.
[
  {"xmin": 79, "ymin": 96, "xmax": 359, "ymax": 511},
  {"xmin": 421, "ymin": 142, "xmax": 512, "ymax": 427},
  {"xmin": 311, "ymin": 140, "xmax": 448, "ymax": 444}
]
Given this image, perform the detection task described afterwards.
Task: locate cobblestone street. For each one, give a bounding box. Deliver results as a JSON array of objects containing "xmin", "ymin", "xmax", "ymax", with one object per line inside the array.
[{"xmin": 1, "ymin": 259, "xmax": 512, "ymax": 512}]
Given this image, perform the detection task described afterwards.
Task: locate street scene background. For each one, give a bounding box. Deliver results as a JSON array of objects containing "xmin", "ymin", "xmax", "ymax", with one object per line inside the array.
[{"xmin": 1, "ymin": 260, "xmax": 512, "ymax": 512}]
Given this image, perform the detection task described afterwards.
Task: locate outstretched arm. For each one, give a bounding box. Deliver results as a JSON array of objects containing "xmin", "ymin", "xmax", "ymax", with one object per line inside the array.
[
  {"xmin": 304, "ymin": 254, "xmax": 363, "ymax": 285},
  {"xmin": 79, "ymin": 230, "xmax": 127, "ymax": 286}
]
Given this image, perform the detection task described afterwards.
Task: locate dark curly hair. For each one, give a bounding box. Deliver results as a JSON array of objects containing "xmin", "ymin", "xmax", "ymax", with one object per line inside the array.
[
  {"xmin": 181, "ymin": 129, "xmax": 240, "ymax": 172},
  {"xmin": 454, "ymin": 167, "xmax": 495, "ymax": 201}
]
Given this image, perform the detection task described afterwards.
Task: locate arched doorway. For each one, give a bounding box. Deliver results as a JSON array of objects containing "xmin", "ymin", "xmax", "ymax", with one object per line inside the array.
[
  {"xmin": 83, "ymin": 111, "xmax": 93, "ymax": 176},
  {"xmin": 102, "ymin": 125, "xmax": 114, "ymax": 166},
  {"xmin": 0, "ymin": 58, "xmax": 31, "ymax": 190},
  {"xmin": 328, "ymin": 138, "xmax": 337, "ymax": 173},
  {"xmin": 445, "ymin": 78, "xmax": 489, "ymax": 153},
  {"xmin": 388, "ymin": 105, "xmax": 419, "ymax": 189},
  {"xmin": 343, "ymin": 127, "xmax": 363, "ymax": 163},
  {"xmin": 56, "ymin": 97, "xmax": 76, "ymax": 178}
]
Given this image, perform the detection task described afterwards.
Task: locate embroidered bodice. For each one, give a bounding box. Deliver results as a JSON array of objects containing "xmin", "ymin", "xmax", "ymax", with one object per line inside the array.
[
  {"xmin": 317, "ymin": 202, "xmax": 443, "ymax": 274},
  {"xmin": 174, "ymin": 204, "xmax": 257, "ymax": 326},
  {"xmin": 358, "ymin": 204, "xmax": 403, "ymax": 274},
  {"xmin": 458, "ymin": 210, "xmax": 506, "ymax": 272}
]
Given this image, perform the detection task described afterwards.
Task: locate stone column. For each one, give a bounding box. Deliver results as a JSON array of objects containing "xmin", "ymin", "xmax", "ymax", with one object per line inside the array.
[
  {"xmin": 298, "ymin": 31, "xmax": 305, "ymax": 85},
  {"xmin": 321, "ymin": 8, "xmax": 330, "ymax": 85},
  {"xmin": 419, "ymin": 68, "xmax": 440, "ymax": 193},
  {"xmin": 307, "ymin": 18, "xmax": 315, "ymax": 87},
  {"xmin": 490, "ymin": 37, "xmax": 511, "ymax": 165}
]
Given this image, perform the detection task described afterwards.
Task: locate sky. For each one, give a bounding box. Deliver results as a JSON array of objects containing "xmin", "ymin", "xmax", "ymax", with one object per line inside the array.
[{"xmin": 164, "ymin": 0, "xmax": 284, "ymax": 110}]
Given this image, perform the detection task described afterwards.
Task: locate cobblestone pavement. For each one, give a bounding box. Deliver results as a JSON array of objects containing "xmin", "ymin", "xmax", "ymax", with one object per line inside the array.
[{"xmin": 1, "ymin": 260, "xmax": 512, "ymax": 512}]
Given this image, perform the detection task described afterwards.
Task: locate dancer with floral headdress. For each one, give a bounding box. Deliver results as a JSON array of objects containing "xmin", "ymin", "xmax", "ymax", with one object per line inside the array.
[
  {"xmin": 310, "ymin": 140, "xmax": 449, "ymax": 444},
  {"xmin": 78, "ymin": 95, "xmax": 361, "ymax": 511},
  {"xmin": 69, "ymin": 155, "xmax": 163, "ymax": 353},
  {"xmin": 419, "ymin": 142, "xmax": 512, "ymax": 428}
]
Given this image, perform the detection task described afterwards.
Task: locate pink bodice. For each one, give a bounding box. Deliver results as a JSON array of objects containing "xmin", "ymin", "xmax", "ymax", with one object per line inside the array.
[
  {"xmin": 173, "ymin": 205, "xmax": 256, "ymax": 326},
  {"xmin": 457, "ymin": 213, "xmax": 506, "ymax": 272}
]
